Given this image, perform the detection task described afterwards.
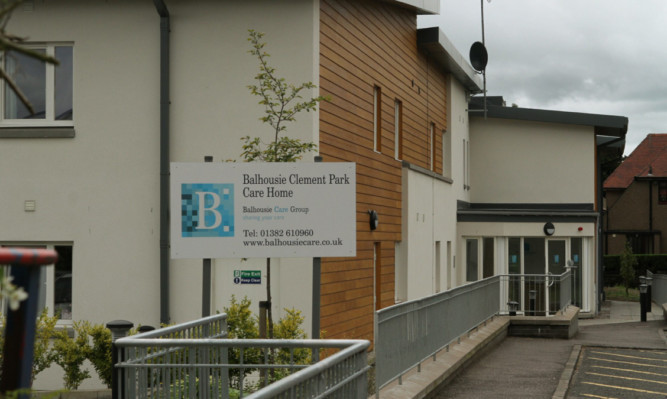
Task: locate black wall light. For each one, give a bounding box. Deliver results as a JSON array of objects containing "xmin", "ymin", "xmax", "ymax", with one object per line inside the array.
[
  {"xmin": 543, "ymin": 222, "xmax": 555, "ymax": 236},
  {"xmin": 368, "ymin": 210, "xmax": 379, "ymax": 230}
]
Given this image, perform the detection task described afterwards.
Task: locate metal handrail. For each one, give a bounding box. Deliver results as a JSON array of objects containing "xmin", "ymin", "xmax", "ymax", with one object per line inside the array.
[{"xmin": 115, "ymin": 313, "xmax": 370, "ymax": 399}]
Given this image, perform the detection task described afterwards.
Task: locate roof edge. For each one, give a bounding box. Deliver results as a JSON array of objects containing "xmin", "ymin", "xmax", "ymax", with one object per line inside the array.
[
  {"xmin": 417, "ymin": 27, "xmax": 483, "ymax": 93},
  {"xmin": 469, "ymin": 100, "xmax": 628, "ymax": 138},
  {"xmin": 385, "ymin": 0, "xmax": 439, "ymax": 14}
]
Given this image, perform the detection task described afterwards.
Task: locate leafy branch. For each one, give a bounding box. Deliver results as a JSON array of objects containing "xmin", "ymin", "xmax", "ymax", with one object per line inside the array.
[
  {"xmin": 0, "ymin": 0, "xmax": 59, "ymax": 115},
  {"xmin": 244, "ymin": 29, "xmax": 327, "ymax": 162}
]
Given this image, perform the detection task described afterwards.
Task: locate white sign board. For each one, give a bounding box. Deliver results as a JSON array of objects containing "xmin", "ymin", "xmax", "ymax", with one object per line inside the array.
[{"xmin": 170, "ymin": 162, "xmax": 356, "ymax": 259}]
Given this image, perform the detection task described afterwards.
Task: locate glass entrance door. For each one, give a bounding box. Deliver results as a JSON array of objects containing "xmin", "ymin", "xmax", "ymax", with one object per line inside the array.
[{"xmin": 547, "ymin": 239, "xmax": 567, "ymax": 313}]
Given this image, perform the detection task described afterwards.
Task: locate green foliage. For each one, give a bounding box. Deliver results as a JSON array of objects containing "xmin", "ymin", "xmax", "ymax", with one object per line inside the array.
[
  {"xmin": 32, "ymin": 310, "xmax": 60, "ymax": 383},
  {"xmin": 619, "ymin": 242, "xmax": 637, "ymax": 295},
  {"xmin": 224, "ymin": 296, "xmax": 261, "ymax": 389},
  {"xmin": 247, "ymin": 29, "xmax": 327, "ymax": 142},
  {"xmin": 86, "ymin": 323, "xmax": 113, "ymax": 388},
  {"xmin": 270, "ymin": 308, "xmax": 310, "ymax": 382},
  {"xmin": 225, "ymin": 295, "xmax": 260, "ymax": 340},
  {"xmin": 243, "ymin": 29, "xmax": 325, "ymax": 163},
  {"xmin": 603, "ymin": 254, "xmax": 667, "ymax": 286},
  {"xmin": 240, "ymin": 135, "xmax": 317, "ymax": 163},
  {"xmin": 221, "ymin": 298, "xmax": 311, "ymax": 390},
  {"xmin": 52, "ymin": 321, "xmax": 92, "ymax": 390}
]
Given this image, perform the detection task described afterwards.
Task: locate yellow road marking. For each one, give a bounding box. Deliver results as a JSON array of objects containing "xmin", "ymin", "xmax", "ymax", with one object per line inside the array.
[
  {"xmin": 592, "ymin": 365, "xmax": 667, "ymax": 378},
  {"xmin": 589, "ymin": 357, "xmax": 667, "ymax": 370},
  {"xmin": 586, "ymin": 371, "xmax": 667, "ymax": 386},
  {"xmin": 591, "ymin": 350, "xmax": 667, "ymax": 363},
  {"xmin": 581, "ymin": 396, "xmax": 612, "ymax": 399},
  {"xmin": 581, "ymin": 394, "xmax": 618, "ymax": 399},
  {"xmin": 582, "ymin": 381, "xmax": 667, "ymax": 395},
  {"xmin": 638, "ymin": 349, "xmax": 667, "ymax": 356}
]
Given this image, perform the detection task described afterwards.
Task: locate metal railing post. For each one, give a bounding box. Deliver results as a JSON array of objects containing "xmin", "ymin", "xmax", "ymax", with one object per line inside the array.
[
  {"xmin": 107, "ymin": 320, "xmax": 134, "ymax": 399},
  {"xmin": 646, "ymin": 273, "xmax": 653, "ymax": 313}
]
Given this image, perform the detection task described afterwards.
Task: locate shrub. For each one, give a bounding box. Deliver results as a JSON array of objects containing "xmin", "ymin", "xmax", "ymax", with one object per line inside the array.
[
  {"xmin": 224, "ymin": 296, "xmax": 260, "ymax": 390},
  {"xmin": 86, "ymin": 323, "xmax": 113, "ymax": 388},
  {"xmin": 32, "ymin": 310, "xmax": 60, "ymax": 383},
  {"xmin": 52, "ymin": 321, "xmax": 92, "ymax": 390},
  {"xmin": 604, "ymin": 253, "xmax": 667, "ymax": 287},
  {"xmin": 619, "ymin": 242, "xmax": 637, "ymax": 295}
]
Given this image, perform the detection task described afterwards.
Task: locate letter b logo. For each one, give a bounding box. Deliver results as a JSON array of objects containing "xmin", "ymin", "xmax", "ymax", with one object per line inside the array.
[{"xmin": 181, "ymin": 183, "xmax": 234, "ymax": 237}]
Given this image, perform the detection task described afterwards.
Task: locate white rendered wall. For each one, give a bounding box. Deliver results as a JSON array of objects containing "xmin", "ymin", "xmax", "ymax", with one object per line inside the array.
[
  {"xmin": 2, "ymin": 1, "xmax": 319, "ymax": 389},
  {"xmin": 469, "ymin": 118, "xmax": 595, "ymax": 205}
]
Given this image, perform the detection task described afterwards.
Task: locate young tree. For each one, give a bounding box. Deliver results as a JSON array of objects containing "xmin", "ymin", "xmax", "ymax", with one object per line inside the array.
[
  {"xmin": 619, "ymin": 241, "xmax": 637, "ymax": 296},
  {"xmin": 242, "ymin": 29, "xmax": 326, "ymax": 339}
]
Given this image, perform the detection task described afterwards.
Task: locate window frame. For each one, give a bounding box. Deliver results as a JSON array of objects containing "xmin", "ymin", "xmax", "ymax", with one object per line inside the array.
[
  {"xmin": 442, "ymin": 128, "xmax": 451, "ymax": 178},
  {"xmin": 659, "ymin": 181, "xmax": 667, "ymax": 204},
  {"xmin": 373, "ymin": 86, "xmax": 382, "ymax": 153},
  {"xmin": 0, "ymin": 243, "xmax": 73, "ymax": 325},
  {"xmin": 1, "ymin": 43, "xmax": 73, "ymax": 129},
  {"xmin": 429, "ymin": 122, "xmax": 435, "ymax": 171},
  {"xmin": 394, "ymin": 99, "xmax": 403, "ymax": 160}
]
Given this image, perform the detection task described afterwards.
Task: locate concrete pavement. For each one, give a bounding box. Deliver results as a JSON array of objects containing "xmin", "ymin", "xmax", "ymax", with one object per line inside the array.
[{"xmin": 377, "ymin": 300, "xmax": 667, "ymax": 398}]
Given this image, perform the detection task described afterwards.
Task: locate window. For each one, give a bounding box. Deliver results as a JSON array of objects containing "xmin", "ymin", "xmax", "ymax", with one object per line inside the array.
[
  {"xmin": 1, "ymin": 244, "xmax": 72, "ymax": 321},
  {"xmin": 659, "ymin": 181, "xmax": 667, "ymax": 204},
  {"xmin": 394, "ymin": 99, "xmax": 402, "ymax": 160},
  {"xmin": 442, "ymin": 129, "xmax": 451, "ymax": 178},
  {"xmin": 462, "ymin": 138, "xmax": 471, "ymax": 190},
  {"xmin": 429, "ymin": 122, "xmax": 435, "ymax": 171},
  {"xmin": 465, "ymin": 238, "xmax": 478, "ymax": 282},
  {"xmin": 373, "ymin": 86, "xmax": 382, "ymax": 153},
  {"xmin": 482, "ymin": 237, "xmax": 494, "ymax": 278},
  {"xmin": 2, "ymin": 44, "xmax": 72, "ymax": 125}
]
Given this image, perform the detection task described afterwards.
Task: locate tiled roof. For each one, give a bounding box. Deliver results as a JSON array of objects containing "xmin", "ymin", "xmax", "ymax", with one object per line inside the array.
[{"xmin": 604, "ymin": 134, "xmax": 667, "ymax": 189}]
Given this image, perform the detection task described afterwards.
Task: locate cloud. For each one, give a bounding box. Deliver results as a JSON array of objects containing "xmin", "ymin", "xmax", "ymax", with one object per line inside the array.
[{"xmin": 419, "ymin": 0, "xmax": 667, "ymax": 154}]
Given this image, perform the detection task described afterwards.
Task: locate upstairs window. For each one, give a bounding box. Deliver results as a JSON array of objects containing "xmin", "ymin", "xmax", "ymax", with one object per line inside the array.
[
  {"xmin": 2, "ymin": 44, "xmax": 73, "ymax": 125},
  {"xmin": 394, "ymin": 99, "xmax": 402, "ymax": 160},
  {"xmin": 373, "ymin": 86, "xmax": 382, "ymax": 153},
  {"xmin": 429, "ymin": 122, "xmax": 435, "ymax": 171},
  {"xmin": 659, "ymin": 181, "xmax": 667, "ymax": 204},
  {"xmin": 442, "ymin": 129, "xmax": 451, "ymax": 178}
]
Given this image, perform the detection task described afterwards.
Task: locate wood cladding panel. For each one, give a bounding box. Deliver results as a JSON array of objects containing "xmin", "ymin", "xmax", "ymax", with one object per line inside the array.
[{"xmin": 319, "ymin": 0, "xmax": 447, "ymax": 343}]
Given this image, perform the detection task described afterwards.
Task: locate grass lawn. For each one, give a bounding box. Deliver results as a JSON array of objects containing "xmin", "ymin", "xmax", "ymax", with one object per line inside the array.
[{"xmin": 604, "ymin": 285, "xmax": 640, "ymax": 302}]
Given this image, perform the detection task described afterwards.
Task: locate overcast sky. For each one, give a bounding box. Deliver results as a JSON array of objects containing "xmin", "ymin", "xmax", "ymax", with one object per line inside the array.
[{"xmin": 419, "ymin": 0, "xmax": 667, "ymax": 155}]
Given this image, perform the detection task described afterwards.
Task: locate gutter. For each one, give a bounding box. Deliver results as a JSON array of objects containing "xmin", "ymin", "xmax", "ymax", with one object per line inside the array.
[{"xmin": 153, "ymin": 0, "xmax": 170, "ymax": 325}]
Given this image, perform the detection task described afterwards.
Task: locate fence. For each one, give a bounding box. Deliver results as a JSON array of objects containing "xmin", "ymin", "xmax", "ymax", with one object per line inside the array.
[
  {"xmin": 375, "ymin": 276, "xmax": 500, "ymax": 391},
  {"xmin": 114, "ymin": 313, "xmax": 370, "ymax": 398},
  {"xmin": 499, "ymin": 270, "xmax": 572, "ymax": 316},
  {"xmin": 375, "ymin": 270, "xmax": 572, "ymax": 392}
]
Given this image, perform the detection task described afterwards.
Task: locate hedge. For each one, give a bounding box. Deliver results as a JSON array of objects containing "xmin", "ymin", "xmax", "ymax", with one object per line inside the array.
[{"xmin": 603, "ymin": 254, "xmax": 667, "ymax": 287}]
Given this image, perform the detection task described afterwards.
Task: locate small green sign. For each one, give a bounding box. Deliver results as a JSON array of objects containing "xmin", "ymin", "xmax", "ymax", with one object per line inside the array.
[{"xmin": 234, "ymin": 270, "xmax": 261, "ymax": 284}]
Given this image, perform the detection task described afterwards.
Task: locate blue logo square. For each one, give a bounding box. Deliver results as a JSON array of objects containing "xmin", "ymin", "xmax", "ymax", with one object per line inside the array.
[{"xmin": 181, "ymin": 183, "xmax": 234, "ymax": 237}]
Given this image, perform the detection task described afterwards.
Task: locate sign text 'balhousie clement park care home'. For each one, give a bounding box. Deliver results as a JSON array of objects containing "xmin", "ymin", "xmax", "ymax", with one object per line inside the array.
[{"xmin": 170, "ymin": 162, "xmax": 356, "ymax": 259}]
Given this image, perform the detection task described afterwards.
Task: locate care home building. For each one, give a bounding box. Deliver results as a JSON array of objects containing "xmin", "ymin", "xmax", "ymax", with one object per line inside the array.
[
  {"xmin": 1, "ymin": 0, "xmax": 458, "ymax": 352},
  {"xmin": 462, "ymin": 97, "xmax": 627, "ymax": 313},
  {"xmin": 0, "ymin": 0, "xmax": 627, "ymax": 390}
]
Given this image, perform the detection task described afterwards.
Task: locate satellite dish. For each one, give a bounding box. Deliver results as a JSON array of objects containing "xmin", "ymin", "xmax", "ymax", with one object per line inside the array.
[{"xmin": 469, "ymin": 41, "xmax": 488, "ymax": 72}]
